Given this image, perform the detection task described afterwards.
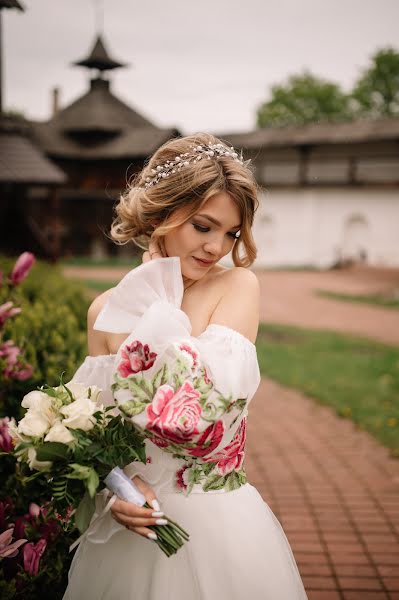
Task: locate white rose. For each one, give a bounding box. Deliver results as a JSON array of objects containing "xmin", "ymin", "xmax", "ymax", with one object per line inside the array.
[
  {"xmin": 7, "ymin": 417, "xmax": 30, "ymax": 444},
  {"xmin": 18, "ymin": 409, "xmax": 51, "ymax": 438},
  {"xmin": 21, "ymin": 390, "xmax": 50, "ymax": 409},
  {"xmin": 60, "ymin": 397, "xmax": 98, "ymax": 431},
  {"xmin": 27, "ymin": 447, "xmax": 53, "ymax": 471},
  {"xmin": 21, "ymin": 391, "xmax": 58, "ymax": 427},
  {"xmin": 44, "ymin": 420, "xmax": 75, "ymax": 444},
  {"xmin": 64, "ymin": 382, "xmax": 102, "ymax": 403}
]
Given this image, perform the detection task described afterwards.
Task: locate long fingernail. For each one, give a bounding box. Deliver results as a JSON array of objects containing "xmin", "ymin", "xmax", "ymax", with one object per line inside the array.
[
  {"xmin": 147, "ymin": 532, "xmax": 157, "ymax": 541},
  {"xmin": 151, "ymin": 499, "xmax": 161, "ymax": 512},
  {"xmin": 155, "ymin": 519, "xmax": 168, "ymax": 525},
  {"xmin": 151, "ymin": 511, "xmax": 164, "ymax": 517}
]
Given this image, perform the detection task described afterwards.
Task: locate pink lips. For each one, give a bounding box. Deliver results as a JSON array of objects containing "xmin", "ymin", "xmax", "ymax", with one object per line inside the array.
[{"xmin": 193, "ymin": 257, "xmax": 214, "ymax": 266}]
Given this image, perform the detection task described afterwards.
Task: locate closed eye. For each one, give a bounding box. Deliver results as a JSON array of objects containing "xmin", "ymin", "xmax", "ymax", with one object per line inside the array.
[{"xmin": 192, "ymin": 223, "xmax": 240, "ymax": 239}]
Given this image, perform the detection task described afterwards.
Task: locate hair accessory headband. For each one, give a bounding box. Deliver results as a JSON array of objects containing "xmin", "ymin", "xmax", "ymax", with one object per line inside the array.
[{"xmin": 141, "ymin": 143, "xmax": 244, "ymax": 190}]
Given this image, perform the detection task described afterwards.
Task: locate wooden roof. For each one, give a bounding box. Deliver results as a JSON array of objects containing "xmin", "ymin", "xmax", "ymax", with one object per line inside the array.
[
  {"xmin": 219, "ymin": 118, "xmax": 399, "ymax": 150},
  {"xmin": 73, "ymin": 35, "xmax": 126, "ymax": 72},
  {"xmin": 0, "ymin": 119, "xmax": 66, "ymax": 184},
  {"xmin": 32, "ymin": 78, "xmax": 179, "ymax": 159}
]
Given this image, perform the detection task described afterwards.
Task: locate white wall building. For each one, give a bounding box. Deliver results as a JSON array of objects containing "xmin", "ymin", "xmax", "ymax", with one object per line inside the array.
[{"xmin": 222, "ymin": 119, "xmax": 399, "ymax": 269}]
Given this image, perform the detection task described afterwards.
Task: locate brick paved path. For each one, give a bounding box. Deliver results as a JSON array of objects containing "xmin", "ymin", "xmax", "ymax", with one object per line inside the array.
[
  {"xmin": 246, "ymin": 379, "xmax": 399, "ymax": 600},
  {"xmin": 65, "ymin": 263, "xmax": 399, "ymax": 597},
  {"xmin": 256, "ymin": 265, "xmax": 399, "ymax": 347}
]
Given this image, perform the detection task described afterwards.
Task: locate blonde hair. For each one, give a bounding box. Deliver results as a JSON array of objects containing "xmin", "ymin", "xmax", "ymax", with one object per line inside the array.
[{"xmin": 110, "ymin": 133, "xmax": 259, "ymax": 267}]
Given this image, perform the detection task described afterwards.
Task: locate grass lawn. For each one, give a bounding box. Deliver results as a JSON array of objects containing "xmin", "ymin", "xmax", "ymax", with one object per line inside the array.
[
  {"xmin": 315, "ymin": 289, "xmax": 399, "ymax": 310},
  {"xmin": 256, "ymin": 323, "xmax": 399, "ymax": 457}
]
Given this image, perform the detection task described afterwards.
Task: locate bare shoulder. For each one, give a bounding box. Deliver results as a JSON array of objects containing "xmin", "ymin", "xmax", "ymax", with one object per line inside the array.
[
  {"xmin": 209, "ymin": 266, "xmax": 260, "ymax": 343},
  {"xmin": 87, "ymin": 288, "xmax": 114, "ymax": 329},
  {"xmin": 87, "ymin": 288, "xmax": 115, "ymax": 356}
]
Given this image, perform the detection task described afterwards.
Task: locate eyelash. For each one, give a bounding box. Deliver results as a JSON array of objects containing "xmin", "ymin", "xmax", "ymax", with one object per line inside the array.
[{"xmin": 192, "ymin": 223, "xmax": 239, "ymax": 239}]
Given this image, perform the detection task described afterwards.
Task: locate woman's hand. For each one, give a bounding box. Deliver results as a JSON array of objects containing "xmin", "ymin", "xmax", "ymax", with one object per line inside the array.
[
  {"xmin": 142, "ymin": 238, "xmax": 164, "ymax": 263},
  {"xmin": 110, "ymin": 475, "xmax": 167, "ymax": 541}
]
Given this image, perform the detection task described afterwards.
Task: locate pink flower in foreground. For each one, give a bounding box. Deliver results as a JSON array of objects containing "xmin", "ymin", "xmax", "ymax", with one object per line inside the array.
[
  {"xmin": 0, "ymin": 417, "xmax": 13, "ymax": 452},
  {"xmin": 0, "ymin": 301, "xmax": 21, "ymax": 327},
  {"xmin": 187, "ymin": 419, "xmax": 225, "ymax": 458},
  {"xmin": 117, "ymin": 340, "xmax": 157, "ymax": 377},
  {"xmin": 9, "ymin": 252, "xmax": 35, "ymax": 285},
  {"xmin": 0, "ymin": 340, "xmax": 33, "ymax": 381},
  {"xmin": 146, "ymin": 381, "xmax": 202, "ymax": 445},
  {"xmin": 203, "ymin": 418, "xmax": 247, "ymax": 476},
  {"xmin": 0, "ymin": 527, "xmax": 27, "ymax": 559},
  {"xmin": 23, "ymin": 538, "xmax": 47, "ymax": 576}
]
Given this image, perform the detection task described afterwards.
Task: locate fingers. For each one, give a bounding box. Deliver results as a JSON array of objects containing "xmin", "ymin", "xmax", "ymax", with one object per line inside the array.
[
  {"xmin": 148, "ymin": 239, "xmax": 163, "ymax": 259},
  {"xmin": 110, "ymin": 476, "xmax": 166, "ymax": 540},
  {"xmin": 131, "ymin": 474, "xmax": 160, "ymax": 510}
]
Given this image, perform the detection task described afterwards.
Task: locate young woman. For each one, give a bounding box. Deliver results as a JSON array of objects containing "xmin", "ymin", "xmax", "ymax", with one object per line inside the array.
[{"xmin": 63, "ymin": 133, "xmax": 308, "ymax": 599}]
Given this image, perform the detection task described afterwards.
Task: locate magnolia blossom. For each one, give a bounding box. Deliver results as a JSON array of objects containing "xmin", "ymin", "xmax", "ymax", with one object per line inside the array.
[
  {"xmin": 23, "ymin": 538, "xmax": 46, "ymax": 576},
  {"xmin": 0, "ymin": 340, "xmax": 33, "ymax": 381},
  {"xmin": 60, "ymin": 397, "xmax": 99, "ymax": 431},
  {"xmin": 44, "ymin": 420, "xmax": 75, "ymax": 444},
  {"xmin": 0, "ymin": 527, "xmax": 27, "ymax": 559},
  {"xmin": 0, "ymin": 301, "xmax": 21, "ymax": 327},
  {"xmin": 0, "ymin": 417, "xmax": 13, "ymax": 452},
  {"xmin": 9, "ymin": 252, "xmax": 35, "ymax": 286}
]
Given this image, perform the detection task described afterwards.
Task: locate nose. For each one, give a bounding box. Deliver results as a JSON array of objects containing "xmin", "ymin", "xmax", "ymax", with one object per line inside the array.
[{"xmin": 203, "ymin": 234, "xmax": 224, "ymax": 258}]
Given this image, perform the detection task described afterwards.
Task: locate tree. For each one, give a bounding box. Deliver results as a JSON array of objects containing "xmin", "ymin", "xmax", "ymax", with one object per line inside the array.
[
  {"xmin": 351, "ymin": 48, "xmax": 399, "ymax": 118},
  {"xmin": 256, "ymin": 72, "xmax": 351, "ymax": 128}
]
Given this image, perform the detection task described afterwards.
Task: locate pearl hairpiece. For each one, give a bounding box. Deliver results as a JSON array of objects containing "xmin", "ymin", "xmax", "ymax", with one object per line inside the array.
[{"xmin": 141, "ymin": 143, "xmax": 244, "ymax": 190}]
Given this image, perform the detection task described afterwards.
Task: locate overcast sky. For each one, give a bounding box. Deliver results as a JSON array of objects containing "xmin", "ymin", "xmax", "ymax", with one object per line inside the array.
[{"xmin": 4, "ymin": 0, "xmax": 399, "ymax": 134}]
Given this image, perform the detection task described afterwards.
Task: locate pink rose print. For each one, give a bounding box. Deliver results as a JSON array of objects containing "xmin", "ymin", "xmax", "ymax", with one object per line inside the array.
[
  {"xmin": 118, "ymin": 340, "xmax": 157, "ymax": 378},
  {"xmin": 203, "ymin": 418, "xmax": 247, "ymax": 475},
  {"xmin": 187, "ymin": 419, "xmax": 224, "ymax": 458},
  {"xmin": 146, "ymin": 381, "xmax": 202, "ymax": 445},
  {"xmin": 203, "ymin": 367, "xmax": 211, "ymax": 386},
  {"xmin": 177, "ymin": 342, "xmax": 199, "ymax": 370},
  {"xmin": 176, "ymin": 463, "xmax": 192, "ymax": 492}
]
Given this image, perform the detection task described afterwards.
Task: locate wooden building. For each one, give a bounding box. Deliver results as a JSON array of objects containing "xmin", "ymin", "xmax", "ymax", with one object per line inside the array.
[
  {"xmin": 4, "ymin": 34, "xmax": 179, "ymax": 259},
  {"xmin": 222, "ymin": 119, "xmax": 399, "ymax": 268}
]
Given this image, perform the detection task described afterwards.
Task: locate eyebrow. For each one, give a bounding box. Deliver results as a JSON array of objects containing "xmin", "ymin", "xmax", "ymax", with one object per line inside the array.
[{"xmin": 196, "ymin": 213, "xmax": 241, "ymax": 229}]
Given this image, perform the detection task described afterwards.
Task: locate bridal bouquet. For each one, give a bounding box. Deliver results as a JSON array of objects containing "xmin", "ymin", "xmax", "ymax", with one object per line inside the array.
[{"xmin": 8, "ymin": 380, "xmax": 189, "ymax": 557}]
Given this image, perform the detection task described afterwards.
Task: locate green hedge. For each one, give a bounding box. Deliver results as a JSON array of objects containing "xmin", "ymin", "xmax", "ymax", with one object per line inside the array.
[{"xmin": 0, "ymin": 258, "xmax": 89, "ymax": 419}]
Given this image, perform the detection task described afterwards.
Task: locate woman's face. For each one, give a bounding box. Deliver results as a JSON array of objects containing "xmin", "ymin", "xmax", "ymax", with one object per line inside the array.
[{"xmin": 162, "ymin": 191, "xmax": 242, "ymax": 280}]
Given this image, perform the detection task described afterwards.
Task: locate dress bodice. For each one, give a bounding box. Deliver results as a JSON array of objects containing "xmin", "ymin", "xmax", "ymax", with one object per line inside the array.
[{"xmin": 71, "ymin": 257, "xmax": 261, "ymax": 499}]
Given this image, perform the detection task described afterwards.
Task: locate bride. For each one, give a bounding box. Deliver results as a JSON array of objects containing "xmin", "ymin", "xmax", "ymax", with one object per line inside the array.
[{"xmin": 63, "ymin": 133, "xmax": 308, "ymax": 599}]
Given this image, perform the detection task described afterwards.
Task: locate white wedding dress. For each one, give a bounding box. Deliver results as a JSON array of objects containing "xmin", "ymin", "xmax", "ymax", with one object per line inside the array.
[{"xmin": 63, "ymin": 257, "xmax": 308, "ymax": 600}]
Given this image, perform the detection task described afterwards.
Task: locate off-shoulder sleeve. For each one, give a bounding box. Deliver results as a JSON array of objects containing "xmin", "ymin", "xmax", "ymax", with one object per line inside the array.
[
  {"xmin": 94, "ymin": 257, "xmax": 185, "ymax": 334},
  {"xmin": 69, "ymin": 355, "xmax": 117, "ymax": 409},
  {"xmin": 109, "ymin": 263, "xmax": 261, "ymax": 459}
]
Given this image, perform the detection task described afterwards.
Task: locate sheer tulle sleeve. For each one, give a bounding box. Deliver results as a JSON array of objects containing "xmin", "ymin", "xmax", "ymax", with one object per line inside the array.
[{"xmin": 95, "ymin": 257, "xmax": 261, "ymax": 461}]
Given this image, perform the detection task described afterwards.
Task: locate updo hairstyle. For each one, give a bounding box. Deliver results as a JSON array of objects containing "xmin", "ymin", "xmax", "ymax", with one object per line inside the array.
[{"xmin": 110, "ymin": 133, "xmax": 259, "ymax": 267}]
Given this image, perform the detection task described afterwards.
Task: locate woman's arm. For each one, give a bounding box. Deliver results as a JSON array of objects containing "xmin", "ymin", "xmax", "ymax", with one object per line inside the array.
[{"xmin": 87, "ymin": 289, "xmax": 114, "ymax": 356}]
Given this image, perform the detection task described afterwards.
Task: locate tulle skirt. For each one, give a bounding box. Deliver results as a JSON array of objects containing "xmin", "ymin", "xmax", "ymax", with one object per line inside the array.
[{"xmin": 63, "ymin": 482, "xmax": 308, "ymax": 600}]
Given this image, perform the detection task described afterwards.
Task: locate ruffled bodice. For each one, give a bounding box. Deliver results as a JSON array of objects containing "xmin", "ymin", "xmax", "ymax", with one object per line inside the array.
[{"xmin": 71, "ymin": 257, "xmax": 261, "ymax": 499}]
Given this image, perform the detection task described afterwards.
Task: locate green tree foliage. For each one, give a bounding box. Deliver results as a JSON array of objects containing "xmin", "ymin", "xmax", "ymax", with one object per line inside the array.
[
  {"xmin": 256, "ymin": 47, "xmax": 399, "ymax": 128},
  {"xmin": 351, "ymin": 48, "xmax": 399, "ymax": 118},
  {"xmin": 256, "ymin": 72, "xmax": 351, "ymax": 128}
]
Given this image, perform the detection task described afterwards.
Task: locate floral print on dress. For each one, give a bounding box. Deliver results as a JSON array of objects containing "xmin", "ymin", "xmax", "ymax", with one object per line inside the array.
[{"xmin": 112, "ymin": 338, "xmax": 249, "ymax": 496}]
